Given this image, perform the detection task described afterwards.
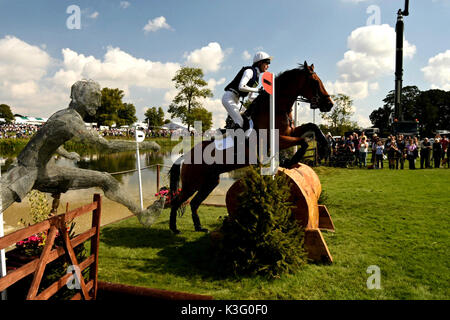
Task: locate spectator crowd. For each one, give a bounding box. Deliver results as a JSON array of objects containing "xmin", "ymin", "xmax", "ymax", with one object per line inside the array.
[
  {"xmin": 2, "ymin": 122, "xmax": 449, "ymax": 169},
  {"xmin": 324, "ymin": 132, "xmax": 449, "ymax": 169}
]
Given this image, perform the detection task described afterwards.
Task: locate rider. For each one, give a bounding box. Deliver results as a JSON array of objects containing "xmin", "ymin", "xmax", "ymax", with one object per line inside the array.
[{"xmin": 222, "ymin": 51, "xmax": 272, "ymax": 131}]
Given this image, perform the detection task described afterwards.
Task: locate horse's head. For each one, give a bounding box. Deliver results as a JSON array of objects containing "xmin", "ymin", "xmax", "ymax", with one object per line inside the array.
[{"xmin": 299, "ymin": 61, "xmax": 334, "ymax": 113}]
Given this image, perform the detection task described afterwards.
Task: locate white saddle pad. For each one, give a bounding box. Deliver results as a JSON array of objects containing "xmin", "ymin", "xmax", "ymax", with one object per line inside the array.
[{"xmin": 214, "ymin": 120, "xmax": 254, "ymax": 151}]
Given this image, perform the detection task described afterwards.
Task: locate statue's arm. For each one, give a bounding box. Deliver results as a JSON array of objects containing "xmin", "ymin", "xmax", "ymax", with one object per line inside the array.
[
  {"xmin": 77, "ymin": 126, "xmax": 160, "ymax": 153},
  {"xmin": 55, "ymin": 146, "xmax": 80, "ymax": 161}
]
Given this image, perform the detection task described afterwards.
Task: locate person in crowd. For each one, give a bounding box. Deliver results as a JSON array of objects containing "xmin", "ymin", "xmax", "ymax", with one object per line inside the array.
[
  {"xmin": 387, "ymin": 137, "xmax": 399, "ymax": 169},
  {"xmin": 325, "ymin": 132, "xmax": 334, "ymax": 164},
  {"xmin": 353, "ymin": 132, "xmax": 360, "ymax": 167},
  {"xmin": 420, "ymin": 137, "xmax": 432, "ymax": 169},
  {"xmin": 359, "ymin": 136, "xmax": 369, "ymax": 168},
  {"xmin": 396, "ymin": 134, "xmax": 406, "ymax": 169},
  {"xmin": 406, "ymin": 137, "xmax": 417, "ymax": 170},
  {"xmin": 375, "ymin": 140, "xmax": 384, "ymax": 169},
  {"xmin": 371, "ymin": 134, "xmax": 379, "ymax": 164},
  {"xmin": 441, "ymin": 135, "xmax": 448, "ymax": 167},
  {"xmin": 432, "ymin": 135, "xmax": 442, "ymax": 168}
]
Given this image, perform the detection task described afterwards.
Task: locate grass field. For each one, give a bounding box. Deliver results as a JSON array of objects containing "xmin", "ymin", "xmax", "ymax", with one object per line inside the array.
[{"xmin": 97, "ymin": 166, "xmax": 449, "ymax": 300}]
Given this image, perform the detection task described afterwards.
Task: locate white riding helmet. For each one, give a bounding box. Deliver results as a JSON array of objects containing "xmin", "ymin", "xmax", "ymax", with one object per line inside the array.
[{"xmin": 253, "ymin": 51, "xmax": 273, "ymax": 64}]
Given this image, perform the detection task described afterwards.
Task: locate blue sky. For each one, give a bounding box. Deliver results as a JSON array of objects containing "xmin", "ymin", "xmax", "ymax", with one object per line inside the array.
[{"xmin": 0, "ymin": 0, "xmax": 449, "ymax": 129}]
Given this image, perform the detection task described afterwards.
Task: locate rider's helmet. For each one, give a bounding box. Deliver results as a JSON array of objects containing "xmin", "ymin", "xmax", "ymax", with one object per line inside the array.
[{"xmin": 253, "ymin": 51, "xmax": 273, "ymax": 65}]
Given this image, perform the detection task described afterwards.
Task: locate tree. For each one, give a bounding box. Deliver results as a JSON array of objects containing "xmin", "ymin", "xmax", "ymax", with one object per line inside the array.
[
  {"xmin": 117, "ymin": 103, "xmax": 137, "ymax": 126},
  {"xmin": 145, "ymin": 107, "xmax": 165, "ymax": 129},
  {"xmin": 382, "ymin": 85, "xmax": 421, "ymax": 121},
  {"xmin": 186, "ymin": 107, "xmax": 213, "ymax": 131},
  {"xmin": 320, "ymin": 94, "xmax": 358, "ymax": 136},
  {"xmin": 0, "ymin": 104, "xmax": 14, "ymax": 123},
  {"xmin": 370, "ymin": 86, "xmax": 449, "ymax": 136},
  {"xmin": 369, "ymin": 105, "xmax": 393, "ymax": 136},
  {"xmin": 415, "ymin": 89, "xmax": 450, "ymax": 136},
  {"xmin": 168, "ymin": 67, "xmax": 213, "ymax": 130},
  {"xmin": 87, "ymin": 88, "xmax": 137, "ymax": 127}
]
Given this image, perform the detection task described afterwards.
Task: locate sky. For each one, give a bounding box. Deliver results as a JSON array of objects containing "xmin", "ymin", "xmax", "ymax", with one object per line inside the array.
[{"xmin": 0, "ymin": 0, "xmax": 449, "ymax": 129}]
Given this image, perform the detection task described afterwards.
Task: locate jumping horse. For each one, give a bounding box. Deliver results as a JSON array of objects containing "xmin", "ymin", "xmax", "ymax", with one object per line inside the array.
[{"xmin": 167, "ymin": 62, "xmax": 334, "ymax": 234}]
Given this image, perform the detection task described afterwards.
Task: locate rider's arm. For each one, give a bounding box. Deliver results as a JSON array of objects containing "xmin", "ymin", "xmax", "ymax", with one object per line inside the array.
[{"xmin": 238, "ymin": 69, "xmax": 259, "ymax": 93}]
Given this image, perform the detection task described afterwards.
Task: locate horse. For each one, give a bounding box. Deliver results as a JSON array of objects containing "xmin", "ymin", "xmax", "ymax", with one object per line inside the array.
[{"xmin": 167, "ymin": 62, "xmax": 334, "ymax": 234}]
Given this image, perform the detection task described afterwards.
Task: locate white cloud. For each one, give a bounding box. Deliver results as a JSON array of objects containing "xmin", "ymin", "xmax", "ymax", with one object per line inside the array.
[
  {"xmin": 120, "ymin": 1, "xmax": 131, "ymax": 9},
  {"xmin": 143, "ymin": 16, "xmax": 172, "ymax": 33},
  {"xmin": 201, "ymin": 97, "xmax": 227, "ymax": 129},
  {"xmin": 89, "ymin": 11, "xmax": 99, "ymax": 19},
  {"xmin": 207, "ymin": 77, "xmax": 226, "ymax": 92},
  {"xmin": 242, "ymin": 50, "xmax": 251, "ymax": 61},
  {"xmin": 0, "ymin": 35, "xmax": 231, "ymax": 128},
  {"xmin": 330, "ymin": 24, "xmax": 416, "ymax": 100},
  {"xmin": 421, "ymin": 49, "xmax": 450, "ymax": 90},
  {"xmin": 52, "ymin": 46, "xmax": 181, "ymax": 95},
  {"xmin": 184, "ymin": 42, "xmax": 225, "ymax": 73},
  {"xmin": 0, "ymin": 35, "xmax": 50, "ymax": 82}
]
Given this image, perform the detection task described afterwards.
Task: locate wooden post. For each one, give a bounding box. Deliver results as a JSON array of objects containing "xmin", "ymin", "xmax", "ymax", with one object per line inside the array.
[
  {"xmin": 156, "ymin": 164, "xmax": 160, "ymax": 193},
  {"xmin": 90, "ymin": 194, "xmax": 101, "ymax": 300}
]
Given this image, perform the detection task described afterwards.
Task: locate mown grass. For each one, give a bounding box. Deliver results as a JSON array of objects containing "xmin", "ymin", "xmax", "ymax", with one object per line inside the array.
[{"xmin": 96, "ymin": 166, "xmax": 450, "ymax": 300}]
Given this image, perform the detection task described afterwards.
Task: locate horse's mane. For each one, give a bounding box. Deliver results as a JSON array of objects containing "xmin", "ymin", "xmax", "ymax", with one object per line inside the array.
[{"xmin": 248, "ymin": 65, "xmax": 307, "ymax": 112}]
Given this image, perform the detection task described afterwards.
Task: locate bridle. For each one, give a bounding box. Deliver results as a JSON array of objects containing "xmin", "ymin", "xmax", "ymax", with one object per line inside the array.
[{"xmin": 297, "ymin": 69, "xmax": 330, "ymax": 109}]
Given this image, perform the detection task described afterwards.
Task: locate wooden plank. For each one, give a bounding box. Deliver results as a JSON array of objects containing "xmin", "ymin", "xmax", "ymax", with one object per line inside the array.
[
  {"xmin": 70, "ymin": 281, "xmax": 93, "ymax": 301},
  {"xmin": 26, "ymin": 225, "xmax": 58, "ymax": 300},
  {"xmin": 61, "ymin": 227, "xmax": 90, "ymax": 300},
  {"xmin": 318, "ymin": 205, "xmax": 335, "ymax": 232},
  {"xmin": 34, "ymin": 255, "xmax": 95, "ymax": 300},
  {"xmin": 97, "ymin": 281, "xmax": 214, "ymax": 300},
  {"xmin": 304, "ymin": 228, "xmax": 333, "ymax": 263},
  {"xmin": 89, "ymin": 194, "xmax": 101, "ymax": 300},
  {"xmin": 0, "ymin": 220, "xmax": 51, "ymax": 250},
  {"xmin": 64, "ymin": 202, "xmax": 98, "ymax": 222},
  {"xmin": 0, "ymin": 201, "xmax": 96, "ymax": 250},
  {"xmin": 0, "ymin": 227, "xmax": 96, "ymax": 292}
]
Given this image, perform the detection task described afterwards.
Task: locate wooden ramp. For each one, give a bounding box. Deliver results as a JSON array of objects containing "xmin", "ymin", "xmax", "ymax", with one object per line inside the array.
[{"xmin": 226, "ymin": 163, "xmax": 334, "ymax": 263}]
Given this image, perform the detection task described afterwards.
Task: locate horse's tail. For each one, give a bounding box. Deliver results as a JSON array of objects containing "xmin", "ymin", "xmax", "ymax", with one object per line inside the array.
[{"xmin": 169, "ymin": 157, "xmax": 183, "ymax": 196}]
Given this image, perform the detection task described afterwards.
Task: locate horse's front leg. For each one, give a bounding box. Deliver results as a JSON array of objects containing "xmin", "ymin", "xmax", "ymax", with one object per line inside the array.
[
  {"xmin": 279, "ymin": 135, "xmax": 307, "ymax": 150},
  {"xmin": 291, "ymin": 123, "xmax": 329, "ymax": 160},
  {"xmin": 279, "ymin": 135, "xmax": 309, "ymax": 168}
]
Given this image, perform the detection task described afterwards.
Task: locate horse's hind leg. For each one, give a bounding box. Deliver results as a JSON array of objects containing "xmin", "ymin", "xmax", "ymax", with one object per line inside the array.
[
  {"xmin": 170, "ymin": 186, "xmax": 197, "ymax": 234},
  {"xmin": 189, "ymin": 175, "xmax": 220, "ymax": 232}
]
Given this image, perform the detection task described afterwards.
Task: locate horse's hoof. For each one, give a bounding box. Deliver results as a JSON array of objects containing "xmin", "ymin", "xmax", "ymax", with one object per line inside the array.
[
  {"xmin": 195, "ymin": 227, "xmax": 209, "ymax": 233},
  {"xmin": 170, "ymin": 228, "xmax": 181, "ymax": 234}
]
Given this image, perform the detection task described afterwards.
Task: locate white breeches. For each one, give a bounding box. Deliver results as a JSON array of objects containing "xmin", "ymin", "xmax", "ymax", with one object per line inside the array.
[{"xmin": 222, "ymin": 91, "xmax": 243, "ymax": 127}]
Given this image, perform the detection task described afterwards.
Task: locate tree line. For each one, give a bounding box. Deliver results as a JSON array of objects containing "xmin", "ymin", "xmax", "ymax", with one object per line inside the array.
[
  {"xmin": 1, "ymin": 69, "xmax": 447, "ymax": 136},
  {"xmin": 1, "ymin": 67, "xmax": 213, "ymax": 132}
]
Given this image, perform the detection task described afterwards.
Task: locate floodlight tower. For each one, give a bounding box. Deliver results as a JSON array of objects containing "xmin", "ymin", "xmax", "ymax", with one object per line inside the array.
[{"xmin": 394, "ymin": 0, "xmax": 409, "ymax": 122}]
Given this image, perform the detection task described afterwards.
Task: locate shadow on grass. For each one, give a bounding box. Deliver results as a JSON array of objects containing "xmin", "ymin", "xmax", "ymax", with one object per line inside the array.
[{"xmin": 100, "ymin": 220, "xmax": 231, "ymax": 281}]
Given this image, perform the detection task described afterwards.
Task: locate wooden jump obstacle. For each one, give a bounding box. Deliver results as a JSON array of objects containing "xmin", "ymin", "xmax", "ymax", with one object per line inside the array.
[
  {"xmin": 0, "ymin": 194, "xmax": 102, "ymax": 300},
  {"xmin": 0, "ymin": 194, "xmax": 214, "ymax": 300},
  {"xmin": 226, "ymin": 163, "xmax": 335, "ymax": 263}
]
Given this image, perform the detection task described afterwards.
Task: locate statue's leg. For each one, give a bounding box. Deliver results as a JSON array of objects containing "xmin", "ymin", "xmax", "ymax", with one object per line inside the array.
[
  {"xmin": 1, "ymin": 166, "xmax": 37, "ymax": 212},
  {"xmin": 35, "ymin": 166, "xmax": 141, "ymax": 215}
]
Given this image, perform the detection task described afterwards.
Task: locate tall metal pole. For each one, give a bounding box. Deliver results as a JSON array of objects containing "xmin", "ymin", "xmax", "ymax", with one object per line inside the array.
[
  {"xmin": 394, "ymin": 0, "xmax": 409, "ymax": 122},
  {"xmin": 270, "ymin": 77, "xmax": 276, "ymax": 176},
  {"xmin": 0, "ymin": 166, "xmax": 7, "ymax": 300}
]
